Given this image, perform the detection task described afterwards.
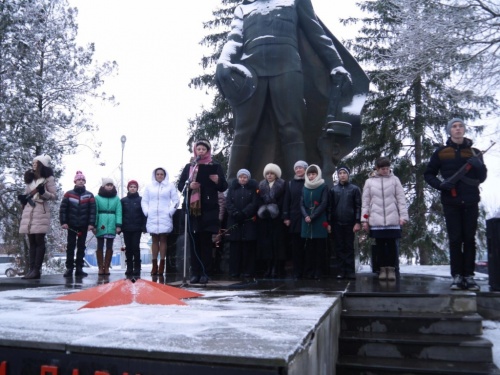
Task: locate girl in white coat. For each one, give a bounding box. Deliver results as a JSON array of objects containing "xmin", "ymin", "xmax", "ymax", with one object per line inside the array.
[
  {"xmin": 141, "ymin": 167, "xmax": 179, "ymax": 276},
  {"xmin": 361, "ymin": 157, "xmax": 408, "ymax": 281}
]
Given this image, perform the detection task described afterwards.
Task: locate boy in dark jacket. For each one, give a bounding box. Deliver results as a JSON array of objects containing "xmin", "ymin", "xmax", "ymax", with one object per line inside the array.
[
  {"xmin": 328, "ymin": 166, "xmax": 361, "ymax": 279},
  {"xmin": 121, "ymin": 180, "xmax": 146, "ymax": 276},
  {"xmin": 59, "ymin": 171, "xmax": 96, "ymax": 277},
  {"xmin": 424, "ymin": 118, "xmax": 487, "ymax": 291}
]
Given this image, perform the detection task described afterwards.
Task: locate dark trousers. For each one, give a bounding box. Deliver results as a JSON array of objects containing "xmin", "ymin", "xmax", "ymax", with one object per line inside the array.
[
  {"xmin": 333, "ymin": 223, "xmax": 355, "ymax": 275},
  {"xmin": 443, "ymin": 203, "xmax": 479, "ymax": 277},
  {"xmin": 123, "ymin": 231, "xmax": 142, "ymax": 269},
  {"xmin": 66, "ymin": 227, "xmax": 88, "ymax": 269},
  {"xmin": 304, "ymin": 238, "xmax": 326, "ymax": 278},
  {"xmin": 290, "ymin": 232, "xmax": 306, "ymax": 278},
  {"xmin": 190, "ymin": 231, "xmax": 213, "ymax": 277},
  {"xmin": 27, "ymin": 233, "xmax": 46, "ymax": 271},
  {"xmin": 375, "ymin": 238, "xmax": 398, "ymax": 268},
  {"xmin": 228, "ymin": 72, "xmax": 306, "ymax": 179},
  {"xmin": 229, "ymin": 240, "xmax": 256, "ymax": 277}
]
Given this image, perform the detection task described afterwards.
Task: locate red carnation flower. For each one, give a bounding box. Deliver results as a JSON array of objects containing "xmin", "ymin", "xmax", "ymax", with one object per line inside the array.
[
  {"xmin": 322, "ymin": 221, "xmax": 329, "ymax": 228},
  {"xmin": 252, "ymin": 216, "xmax": 257, "ymax": 222},
  {"xmin": 363, "ymin": 214, "xmax": 369, "ymax": 219},
  {"xmin": 100, "ymin": 225, "xmax": 105, "ymax": 230},
  {"xmin": 121, "ymin": 246, "xmax": 126, "ymax": 251},
  {"xmin": 77, "ymin": 231, "xmax": 83, "ymax": 237},
  {"xmin": 314, "ymin": 201, "xmax": 319, "ymax": 206}
]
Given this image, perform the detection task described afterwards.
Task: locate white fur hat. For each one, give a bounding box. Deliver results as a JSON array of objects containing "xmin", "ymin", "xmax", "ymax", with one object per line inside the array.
[
  {"xmin": 263, "ymin": 163, "xmax": 282, "ymax": 179},
  {"xmin": 33, "ymin": 154, "xmax": 51, "ymax": 167},
  {"xmin": 101, "ymin": 177, "xmax": 114, "ymax": 187}
]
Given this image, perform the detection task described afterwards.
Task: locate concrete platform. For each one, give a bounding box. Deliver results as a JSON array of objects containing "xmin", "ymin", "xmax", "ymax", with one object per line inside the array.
[{"xmin": 0, "ymin": 270, "xmax": 496, "ymax": 375}]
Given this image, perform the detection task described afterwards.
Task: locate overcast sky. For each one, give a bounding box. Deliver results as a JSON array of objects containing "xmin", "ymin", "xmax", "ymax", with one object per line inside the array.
[{"xmin": 63, "ymin": 0, "xmax": 499, "ymax": 214}]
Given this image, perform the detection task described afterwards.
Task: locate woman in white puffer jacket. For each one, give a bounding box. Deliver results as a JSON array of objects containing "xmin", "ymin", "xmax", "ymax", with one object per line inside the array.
[
  {"xmin": 141, "ymin": 167, "xmax": 179, "ymax": 275},
  {"xmin": 361, "ymin": 157, "xmax": 408, "ymax": 281}
]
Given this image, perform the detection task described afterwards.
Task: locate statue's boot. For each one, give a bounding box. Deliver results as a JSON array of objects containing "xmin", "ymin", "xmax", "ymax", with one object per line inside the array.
[
  {"xmin": 283, "ymin": 142, "xmax": 307, "ymax": 176},
  {"xmin": 227, "ymin": 145, "xmax": 252, "ymax": 182}
]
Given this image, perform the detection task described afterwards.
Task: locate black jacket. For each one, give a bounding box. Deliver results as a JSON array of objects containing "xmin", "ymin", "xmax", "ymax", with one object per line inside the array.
[
  {"xmin": 329, "ymin": 181, "xmax": 361, "ymax": 226},
  {"xmin": 282, "ymin": 178, "xmax": 305, "ymax": 233},
  {"xmin": 424, "ymin": 137, "xmax": 487, "ymax": 206},
  {"xmin": 226, "ymin": 179, "xmax": 259, "ymax": 241},
  {"xmin": 178, "ymin": 161, "xmax": 228, "ymax": 233},
  {"xmin": 121, "ymin": 192, "xmax": 146, "ymax": 232},
  {"xmin": 59, "ymin": 186, "xmax": 96, "ymax": 228}
]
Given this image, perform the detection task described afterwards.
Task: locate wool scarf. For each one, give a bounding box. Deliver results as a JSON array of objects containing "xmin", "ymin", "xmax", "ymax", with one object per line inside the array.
[{"xmin": 189, "ymin": 151, "xmax": 213, "ymax": 216}]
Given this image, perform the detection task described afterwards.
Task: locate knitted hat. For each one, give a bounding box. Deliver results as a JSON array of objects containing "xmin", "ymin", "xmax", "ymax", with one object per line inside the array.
[
  {"xmin": 195, "ymin": 139, "xmax": 211, "ymax": 151},
  {"xmin": 294, "ymin": 160, "xmax": 308, "ymax": 170},
  {"xmin": 446, "ymin": 118, "xmax": 466, "ymax": 135},
  {"xmin": 337, "ymin": 166, "xmax": 350, "ymax": 176},
  {"xmin": 237, "ymin": 169, "xmax": 251, "ymax": 178},
  {"xmin": 263, "ymin": 163, "xmax": 282, "ymax": 179},
  {"xmin": 33, "ymin": 154, "xmax": 51, "ymax": 167},
  {"xmin": 127, "ymin": 180, "xmax": 139, "ymax": 189},
  {"xmin": 101, "ymin": 177, "xmax": 114, "ymax": 187},
  {"xmin": 74, "ymin": 171, "xmax": 86, "ymax": 183}
]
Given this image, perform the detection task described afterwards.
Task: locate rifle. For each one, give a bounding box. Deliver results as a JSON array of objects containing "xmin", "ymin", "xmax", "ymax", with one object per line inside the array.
[{"xmin": 448, "ymin": 141, "xmax": 496, "ymax": 197}]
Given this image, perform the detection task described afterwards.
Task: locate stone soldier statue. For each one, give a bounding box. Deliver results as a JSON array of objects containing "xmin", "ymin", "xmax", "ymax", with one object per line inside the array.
[{"xmin": 216, "ymin": 0, "xmax": 369, "ymax": 184}]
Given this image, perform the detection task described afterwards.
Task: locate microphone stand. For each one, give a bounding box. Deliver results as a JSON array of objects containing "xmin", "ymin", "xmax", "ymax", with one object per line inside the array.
[{"xmin": 180, "ymin": 158, "xmax": 199, "ymax": 287}]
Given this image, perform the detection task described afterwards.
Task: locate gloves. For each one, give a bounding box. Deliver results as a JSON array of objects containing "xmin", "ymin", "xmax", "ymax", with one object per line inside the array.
[
  {"xmin": 36, "ymin": 183, "xmax": 45, "ymax": 195},
  {"xmin": 467, "ymin": 156, "xmax": 483, "ymax": 170},
  {"xmin": 17, "ymin": 194, "xmax": 28, "ymax": 205},
  {"xmin": 439, "ymin": 179, "xmax": 455, "ymax": 191}
]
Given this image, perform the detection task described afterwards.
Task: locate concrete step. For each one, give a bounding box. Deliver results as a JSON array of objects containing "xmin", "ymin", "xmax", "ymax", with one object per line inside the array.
[
  {"xmin": 336, "ymin": 355, "xmax": 500, "ymax": 375},
  {"xmin": 342, "ymin": 292, "xmax": 477, "ymax": 313},
  {"xmin": 339, "ymin": 331, "xmax": 493, "ymax": 363},
  {"xmin": 341, "ymin": 311, "xmax": 483, "ymax": 336}
]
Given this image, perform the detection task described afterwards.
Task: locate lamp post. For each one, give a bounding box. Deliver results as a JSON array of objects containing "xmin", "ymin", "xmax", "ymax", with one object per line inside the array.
[
  {"xmin": 120, "ymin": 135, "xmax": 127, "ymax": 198},
  {"xmin": 120, "ymin": 135, "xmax": 126, "ymax": 270}
]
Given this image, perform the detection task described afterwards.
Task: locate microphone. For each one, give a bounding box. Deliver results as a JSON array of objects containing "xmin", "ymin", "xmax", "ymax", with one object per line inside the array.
[{"xmin": 195, "ymin": 155, "xmax": 202, "ymax": 163}]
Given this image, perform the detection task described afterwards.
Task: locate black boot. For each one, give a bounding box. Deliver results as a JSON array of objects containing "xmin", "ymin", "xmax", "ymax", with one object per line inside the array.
[
  {"xmin": 63, "ymin": 269, "xmax": 73, "ymax": 278},
  {"xmin": 125, "ymin": 264, "xmax": 133, "ymax": 276},
  {"xmin": 74, "ymin": 267, "xmax": 88, "ymax": 277},
  {"xmin": 24, "ymin": 268, "xmax": 41, "ymax": 279},
  {"xmin": 133, "ymin": 261, "xmax": 141, "ymax": 276}
]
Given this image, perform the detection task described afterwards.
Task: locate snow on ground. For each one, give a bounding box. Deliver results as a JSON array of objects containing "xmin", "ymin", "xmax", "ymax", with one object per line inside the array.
[{"xmin": 1, "ymin": 264, "xmax": 499, "ymax": 367}]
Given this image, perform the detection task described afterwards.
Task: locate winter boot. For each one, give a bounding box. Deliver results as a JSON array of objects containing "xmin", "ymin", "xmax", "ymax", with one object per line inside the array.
[
  {"xmin": 125, "ymin": 261, "xmax": 133, "ymax": 276},
  {"xmin": 74, "ymin": 267, "xmax": 88, "ymax": 277},
  {"xmin": 133, "ymin": 260, "xmax": 141, "ymax": 277},
  {"xmin": 158, "ymin": 259, "xmax": 165, "ymax": 275},
  {"xmin": 96, "ymin": 249, "xmax": 104, "ymax": 275},
  {"xmin": 151, "ymin": 259, "xmax": 158, "ymax": 276},
  {"xmin": 63, "ymin": 268, "xmax": 73, "ymax": 278},
  {"xmin": 386, "ymin": 267, "xmax": 396, "ymax": 281},
  {"xmin": 378, "ymin": 267, "xmax": 387, "ymax": 280},
  {"xmin": 23, "ymin": 268, "xmax": 41, "ymax": 279},
  {"xmin": 103, "ymin": 249, "xmax": 113, "ymax": 275}
]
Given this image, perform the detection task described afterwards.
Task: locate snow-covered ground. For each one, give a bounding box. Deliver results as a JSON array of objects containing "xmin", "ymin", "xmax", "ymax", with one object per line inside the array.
[{"xmin": 1, "ymin": 264, "xmax": 499, "ymax": 367}]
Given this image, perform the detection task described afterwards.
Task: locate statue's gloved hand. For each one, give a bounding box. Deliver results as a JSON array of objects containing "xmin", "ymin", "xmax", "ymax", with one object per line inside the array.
[{"xmin": 331, "ymin": 66, "xmax": 352, "ymax": 84}]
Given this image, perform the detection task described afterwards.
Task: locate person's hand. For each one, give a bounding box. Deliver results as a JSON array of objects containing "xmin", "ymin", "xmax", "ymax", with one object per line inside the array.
[
  {"xmin": 87, "ymin": 225, "xmax": 94, "ymax": 232},
  {"xmin": 467, "ymin": 156, "xmax": 483, "ymax": 169},
  {"xmin": 36, "ymin": 183, "xmax": 45, "ymax": 195},
  {"xmin": 362, "ymin": 222, "xmax": 369, "ymax": 231},
  {"xmin": 209, "ymin": 174, "xmax": 219, "ymax": 184},
  {"xmin": 116, "ymin": 227, "xmax": 121, "ymax": 234},
  {"xmin": 327, "ymin": 224, "xmax": 332, "ymax": 234},
  {"xmin": 400, "ymin": 219, "xmax": 407, "ymax": 226},
  {"xmin": 190, "ymin": 181, "xmax": 200, "ymax": 190},
  {"xmin": 353, "ymin": 223, "xmax": 361, "ymax": 233},
  {"xmin": 439, "ymin": 179, "xmax": 454, "ymax": 191},
  {"xmin": 305, "ymin": 216, "xmax": 311, "ymax": 223},
  {"xmin": 331, "ymin": 66, "xmax": 352, "ymax": 84},
  {"xmin": 284, "ymin": 219, "xmax": 291, "ymax": 227},
  {"xmin": 61, "ymin": 224, "xmax": 68, "ymax": 230}
]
